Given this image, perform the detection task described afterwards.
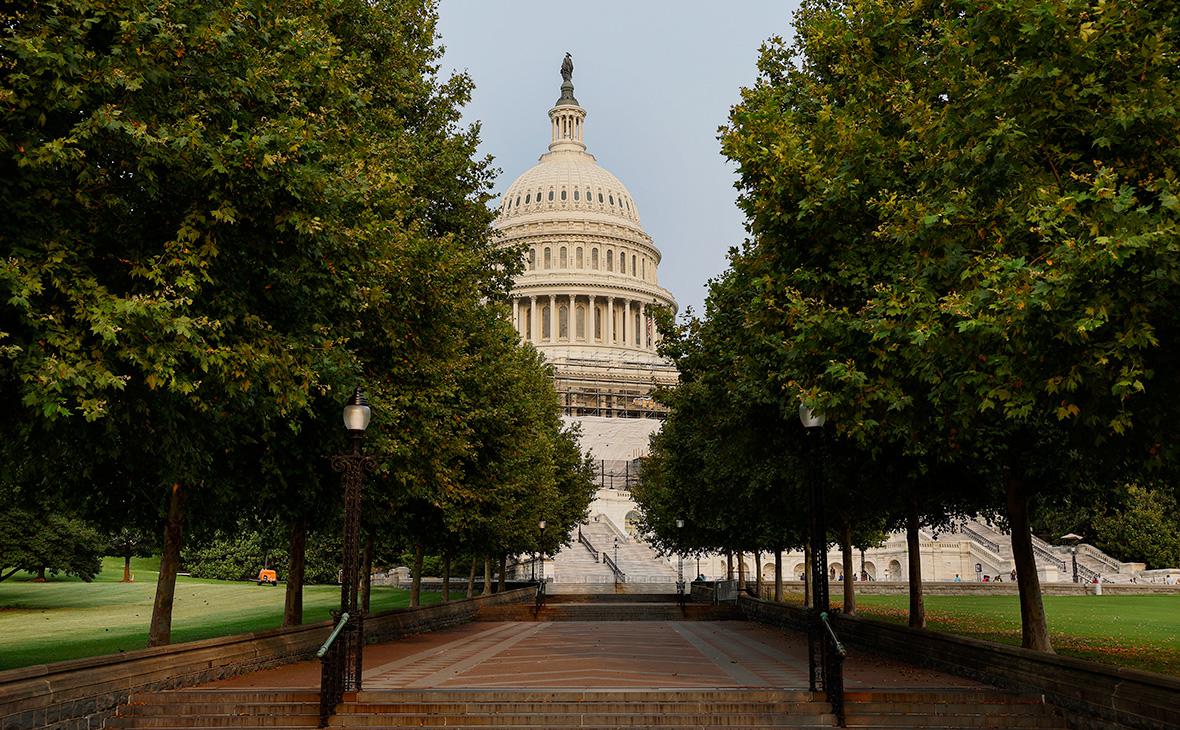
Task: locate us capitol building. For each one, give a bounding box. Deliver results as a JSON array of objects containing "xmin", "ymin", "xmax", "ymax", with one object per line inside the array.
[
  {"xmin": 494, "ymin": 58, "xmax": 682, "ymax": 584},
  {"xmin": 494, "ymin": 59, "xmax": 678, "ymax": 421}
]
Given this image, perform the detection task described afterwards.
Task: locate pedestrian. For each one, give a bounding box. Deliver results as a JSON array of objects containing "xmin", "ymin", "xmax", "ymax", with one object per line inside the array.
[{"xmin": 1010, "ymin": 569, "xmax": 1016, "ymax": 582}]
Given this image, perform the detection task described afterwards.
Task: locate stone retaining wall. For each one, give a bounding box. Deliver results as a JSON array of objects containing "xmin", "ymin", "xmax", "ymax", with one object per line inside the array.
[
  {"xmin": 739, "ymin": 596, "xmax": 1180, "ymax": 730},
  {"xmin": 756, "ymin": 581, "xmax": 1180, "ymax": 597},
  {"xmin": 0, "ymin": 588, "xmax": 533, "ymax": 730}
]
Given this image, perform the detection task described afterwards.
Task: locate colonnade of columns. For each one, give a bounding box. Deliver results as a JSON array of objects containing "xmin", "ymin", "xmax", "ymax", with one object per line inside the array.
[{"xmin": 512, "ymin": 293, "xmax": 659, "ymax": 351}]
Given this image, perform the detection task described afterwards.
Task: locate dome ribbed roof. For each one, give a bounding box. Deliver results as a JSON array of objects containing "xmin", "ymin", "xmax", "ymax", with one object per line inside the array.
[{"xmin": 498, "ymin": 150, "xmax": 642, "ymax": 226}]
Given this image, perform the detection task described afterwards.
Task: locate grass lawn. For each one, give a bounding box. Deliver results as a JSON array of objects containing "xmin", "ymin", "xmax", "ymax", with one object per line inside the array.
[
  {"xmin": 0, "ymin": 557, "xmax": 441, "ymax": 670},
  {"xmin": 816, "ymin": 592, "xmax": 1180, "ymax": 676}
]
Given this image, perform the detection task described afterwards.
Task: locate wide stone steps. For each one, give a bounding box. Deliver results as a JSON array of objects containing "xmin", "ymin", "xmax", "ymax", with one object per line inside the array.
[
  {"xmin": 338, "ymin": 689, "xmax": 835, "ymax": 728},
  {"xmin": 842, "ymin": 690, "xmax": 1066, "ymax": 729},
  {"xmin": 105, "ymin": 686, "xmax": 1067, "ymax": 730}
]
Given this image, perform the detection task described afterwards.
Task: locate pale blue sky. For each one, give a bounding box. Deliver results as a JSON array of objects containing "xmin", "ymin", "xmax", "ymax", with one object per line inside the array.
[{"xmin": 436, "ymin": 1, "xmax": 799, "ymax": 316}]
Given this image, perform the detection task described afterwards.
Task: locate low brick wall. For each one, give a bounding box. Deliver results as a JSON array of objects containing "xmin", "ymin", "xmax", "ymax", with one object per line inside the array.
[
  {"xmin": 0, "ymin": 588, "xmax": 533, "ymax": 730},
  {"xmin": 739, "ymin": 596, "xmax": 1180, "ymax": 730}
]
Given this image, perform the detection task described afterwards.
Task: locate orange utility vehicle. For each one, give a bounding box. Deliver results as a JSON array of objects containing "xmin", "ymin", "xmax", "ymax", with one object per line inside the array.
[{"xmin": 257, "ymin": 568, "xmax": 278, "ymax": 586}]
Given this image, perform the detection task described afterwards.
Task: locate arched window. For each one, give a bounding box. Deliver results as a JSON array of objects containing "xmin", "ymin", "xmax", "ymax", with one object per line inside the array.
[
  {"xmin": 528, "ymin": 248, "xmax": 536, "ymax": 271},
  {"xmin": 573, "ymin": 189, "xmax": 580, "ymax": 201},
  {"xmin": 609, "ymin": 194, "xmax": 615, "ymax": 205},
  {"xmin": 560, "ymin": 188, "xmax": 567, "ymax": 201},
  {"xmin": 576, "ymin": 305, "xmax": 586, "ymax": 339},
  {"xmin": 594, "ymin": 306, "xmax": 604, "ymax": 339},
  {"xmin": 544, "ymin": 247, "xmax": 551, "ymax": 269},
  {"xmin": 576, "ymin": 247, "xmax": 583, "ymax": 268},
  {"xmin": 525, "ymin": 193, "xmax": 530, "ymax": 204},
  {"xmin": 620, "ymin": 254, "xmax": 626, "ymax": 274},
  {"xmin": 558, "ymin": 305, "xmax": 569, "ymax": 339},
  {"xmin": 632, "ymin": 254, "xmax": 637, "ymax": 275},
  {"xmin": 607, "ymin": 250, "xmax": 614, "ymax": 271},
  {"xmin": 559, "ymin": 247, "xmax": 568, "ymax": 268},
  {"xmin": 542, "ymin": 306, "xmax": 551, "ymax": 339},
  {"xmin": 598, "ymin": 191, "xmax": 604, "ymax": 203},
  {"xmin": 591, "ymin": 248, "xmax": 599, "ymax": 269},
  {"xmin": 641, "ymin": 258, "xmax": 646, "ymax": 278},
  {"xmin": 548, "ymin": 189, "xmax": 554, "ymax": 201},
  {"xmin": 515, "ymin": 195, "xmax": 521, "ymax": 207},
  {"xmin": 585, "ymin": 188, "xmax": 592, "ymax": 202}
]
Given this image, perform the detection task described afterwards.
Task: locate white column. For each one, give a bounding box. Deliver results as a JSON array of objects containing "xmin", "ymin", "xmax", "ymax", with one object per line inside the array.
[
  {"xmin": 624, "ymin": 300, "xmax": 632, "ymax": 347},
  {"xmin": 568, "ymin": 293, "xmax": 576, "ymax": 340},
  {"xmin": 513, "ymin": 297, "xmax": 520, "ymax": 338},
  {"xmin": 529, "ymin": 296, "xmax": 537, "ymax": 343},
  {"xmin": 606, "ymin": 297, "xmax": 614, "ymax": 344},
  {"xmin": 548, "ymin": 294, "xmax": 556, "ymax": 342},
  {"xmin": 589, "ymin": 295, "xmax": 597, "ymax": 342}
]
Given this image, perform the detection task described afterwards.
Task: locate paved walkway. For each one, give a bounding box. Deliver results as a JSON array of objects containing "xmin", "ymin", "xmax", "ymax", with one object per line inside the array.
[{"xmin": 209, "ymin": 621, "xmax": 981, "ymax": 691}]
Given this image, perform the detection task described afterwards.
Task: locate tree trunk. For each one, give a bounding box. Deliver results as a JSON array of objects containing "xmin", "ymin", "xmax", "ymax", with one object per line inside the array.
[
  {"xmin": 482, "ymin": 556, "xmax": 492, "ymax": 596},
  {"xmin": 122, "ymin": 555, "xmax": 133, "ymax": 583},
  {"xmin": 442, "ymin": 550, "xmax": 451, "ymax": 603},
  {"xmin": 35, "ymin": 565, "xmax": 46, "ymax": 582},
  {"xmin": 149, "ymin": 482, "xmax": 185, "ymax": 647},
  {"xmin": 498, "ymin": 553, "xmax": 507, "ymax": 591},
  {"xmin": 754, "ymin": 550, "xmax": 763, "ymax": 597},
  {"xmin": 906, "ymin": 501, "xmax": 925, "ymax": 628},
  {"xmin": 410, "ymin": 542, "xmax": 424, "ymax": 608},
  {"xmin": 726, "ymin": 551, "xmax": 733, "ymax": 581},
  {"xmin": 1006, "ymin": 468, "xmax": 1053, "ymax": 652},
  {"xmin": 467, "ymin": 556, "xmax": 477, "ymax": 598},
  {"xmin": 773, "ymin": 548, "xmax": 783, "ymax": 602},
  {"xmin": 841, "ymin": 520, "xmax": 855, "ymax": 615},
  {"xmin": 737, "ymin": 551, "xmax": 746, "ymax": 590},
  {"xmin": 803, "ymin": 544, "xmax": 812, "ymax": 607},
  {"xmin": 283, "ymin": 518, "xmax": 307, "ymax": 627},
  {"xmin": 361, "ymin": 534, "xmax": 374, "ymax": 613}
]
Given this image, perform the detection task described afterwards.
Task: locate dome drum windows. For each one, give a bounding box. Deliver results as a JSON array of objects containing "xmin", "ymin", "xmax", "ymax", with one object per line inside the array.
[
  {"xmin": 528, "ymin": 248, "xmax": 536, "ymax": 271},
  {"xmin": 548, "ymin": 190, "xmax": 555, "ymax": 201},
  {"xmin": 544, "ymin": 247, "xmax": 552, "ymax": 269},
  {"xmin": 620, "ymin": 254, "xmax": 626, "ymax": 274},
  {"xmin": 573, "ymin": 189, "xmax": 580, "ymax": 201},
  {"xmin": 560, "ymin": 189, "xmax": 567, "ymax": 201},
  {"xmin": 559, "ymin": 247, "xmax": 568, "ymax": 268},
  {"xmin": 606, "ymin": 250, "xmax": 614, "ymax": 272},
  {"xmin": 576, "ymin": 247, "xmax": 583, "ymax": 268},
  {"xmin": 591, "ymin": 248, "xmax": 599, "ymax": 269}
]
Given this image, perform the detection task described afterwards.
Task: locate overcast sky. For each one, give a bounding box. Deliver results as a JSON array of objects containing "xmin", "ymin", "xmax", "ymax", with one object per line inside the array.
[{"xmin": 436, "ymin": 1, "xmax": 800, "ymax": 317}]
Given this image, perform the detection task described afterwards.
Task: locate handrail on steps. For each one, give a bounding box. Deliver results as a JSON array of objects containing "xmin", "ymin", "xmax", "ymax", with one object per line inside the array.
[
  {"xmin": 577, "ymin": 528, "xmax": 601, "ymax": 562},
  {"xmin": 819, "ymin": 612, "xmax": 847, "ymax": 658},
  {"xmin": 316, "ymin": 612, "xmax": 350, "ymax": 659}
]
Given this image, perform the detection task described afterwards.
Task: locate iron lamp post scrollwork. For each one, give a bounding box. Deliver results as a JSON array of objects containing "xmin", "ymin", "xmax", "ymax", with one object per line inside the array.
[
  {"xmin": 319, "ymin": 386, "xmax": 376, "ymax": 726},
  {"xmin": 799, "ymin": 402, "xmax": 844, "ymax": 726}
]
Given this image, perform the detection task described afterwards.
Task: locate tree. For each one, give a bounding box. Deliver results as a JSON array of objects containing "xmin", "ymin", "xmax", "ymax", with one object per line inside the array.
[
  {"xmin": 721, "ymin": 0, "xmax": 1180, "ymax": 651},
  {"xmin": 0, "ymin": 507, "xmax": 105, "ymax": 583},
  {"xmin": 109, "ymin": 527, "xmax": 155, "ymax": 583}
]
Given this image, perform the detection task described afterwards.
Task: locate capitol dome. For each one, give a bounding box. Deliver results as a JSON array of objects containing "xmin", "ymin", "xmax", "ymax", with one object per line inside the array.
[{"xmin": 495, "ymin": 65, "xmax": 677, "ymax": 418}]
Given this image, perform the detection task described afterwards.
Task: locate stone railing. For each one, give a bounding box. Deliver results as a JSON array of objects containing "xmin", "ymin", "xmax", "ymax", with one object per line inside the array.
[
  {"xmin": 739, "ymin": 596, "xmax": 1178, "ymax": 730},
  {"xmin": 0, "ymin": 588, "xmax": 534, "ymax": 730}
]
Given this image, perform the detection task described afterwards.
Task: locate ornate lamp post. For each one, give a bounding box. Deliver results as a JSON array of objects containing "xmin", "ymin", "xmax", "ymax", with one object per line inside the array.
[
  {"xmin": 1062, "ymin": 533, "xmax": 1083, "ymax": 584},
  {"xmin": 320, "ymin": 385, "xmax": 375, "ymax": 720},
  {"xmin": 799, "ymin": 402, "xmax": 843, "ymax": 724}
]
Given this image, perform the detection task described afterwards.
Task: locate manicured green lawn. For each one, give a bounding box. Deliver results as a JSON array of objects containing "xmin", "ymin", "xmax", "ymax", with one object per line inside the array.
[
  {"xmin": 831, "ymin": 593, "xmax": 1180, "ymax": 676},
  {"xmin": 0, "ymin": 557, "xmax": 440, "ymax": 670}
]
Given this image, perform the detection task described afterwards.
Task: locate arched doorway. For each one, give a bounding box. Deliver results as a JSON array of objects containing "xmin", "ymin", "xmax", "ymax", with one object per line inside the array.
[
  {"xmin": 623, "ymin": 511, "xmax": 641, "ymax": 539},
  {"xmin": 888, "ymin": 559, "xmax": 903, "ymax": 581},
  {"xmin": 829, "ymin": 562, "xmax": 843, "ymax": 581},
  {"xmin": 792, "ymin": 563, "xmax": 806, "ymax": 581},
  {"xmin": 762, "ymin": 563, "xmax": 775, "ymax": 580},
  {"xmin": 863, "ymin": 561, "xmax": 877, "ymax": 580}
]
